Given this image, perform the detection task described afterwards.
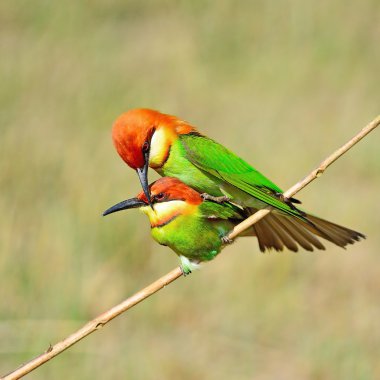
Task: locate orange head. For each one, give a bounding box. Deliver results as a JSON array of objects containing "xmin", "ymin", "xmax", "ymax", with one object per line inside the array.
[
  {"xmin": 138, "ymin": 177, "xmax": 202, "ymax": 206},
  {"xmin": 111, "ymin": 109, "xmax": 198, "ymax": 204},
  {"xmin": 103, "ymin": 177, "xmax": 202, "ymax": 227}
]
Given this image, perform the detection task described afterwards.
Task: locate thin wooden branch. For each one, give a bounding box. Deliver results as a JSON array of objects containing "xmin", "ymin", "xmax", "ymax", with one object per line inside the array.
[
  {"xmin": 2, "ymin": 115, "xmax": 379, "ymax": 380},
  {"xmin": 1, "ymin": 267, "xmax": 184, "ymax": 380}
]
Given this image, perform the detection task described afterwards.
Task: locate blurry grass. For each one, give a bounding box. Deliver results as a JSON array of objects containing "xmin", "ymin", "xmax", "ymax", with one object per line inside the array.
[{"xmin": 0, "ymin": 1, "xmax": 380, "ymax": 379}]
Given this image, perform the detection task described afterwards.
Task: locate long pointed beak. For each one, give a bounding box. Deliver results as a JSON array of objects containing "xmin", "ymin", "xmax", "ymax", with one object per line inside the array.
[
  {"xmin": 103, "ymin": 198, "xmax": 146, "ymax": 216},
  {"xmin": 136, "ymin": 159, "xmax": 152, "ymax": 207}
]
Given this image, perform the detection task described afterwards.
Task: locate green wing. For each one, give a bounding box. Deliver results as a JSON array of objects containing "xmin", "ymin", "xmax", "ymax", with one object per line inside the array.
[
  {"xmin": 199, "ymin": 200, "xmax": 245, "ymax": 220},
  {"xmin": 180, "ymin": 134, "xmax": 302, "ymax": 217}
]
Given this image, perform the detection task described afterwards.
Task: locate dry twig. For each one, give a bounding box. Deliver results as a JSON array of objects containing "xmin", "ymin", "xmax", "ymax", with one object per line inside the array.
[{"xmin": 2, "ymin": 115, "xmax": 379, "ymax": 380}]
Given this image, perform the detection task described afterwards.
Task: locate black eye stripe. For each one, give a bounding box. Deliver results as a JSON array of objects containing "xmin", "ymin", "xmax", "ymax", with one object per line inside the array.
[
  {"xmin": 142, "ymin": 127, "xmax": 156, "ymax": 152},
  {"xmin": 153, "ymin": 192, "xmax": 166, "ymax": 202},
  {"xmin": 152, "ymin": 196, "xmax": 186, "ymax": 203}
]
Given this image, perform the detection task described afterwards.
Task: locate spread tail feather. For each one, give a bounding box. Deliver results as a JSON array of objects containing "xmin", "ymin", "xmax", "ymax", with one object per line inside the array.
[{"xmin": 246, "ymin": 209, "xmax": 365, "ymax": 252}]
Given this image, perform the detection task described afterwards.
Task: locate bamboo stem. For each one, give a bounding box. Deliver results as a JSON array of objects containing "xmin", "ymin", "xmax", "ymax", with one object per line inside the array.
[{"xmin": 2, "ymin": 115, "xmax": 379, "ymax": 380}]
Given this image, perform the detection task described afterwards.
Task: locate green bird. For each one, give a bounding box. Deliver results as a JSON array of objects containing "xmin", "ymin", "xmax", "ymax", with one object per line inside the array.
[
  {"xmin": 110, "ymin": 108, "xmax": 364, "ymax": 252},
  {"xmin": 104, "ymin": 177, "xmax": 249, "ymax": 273}
]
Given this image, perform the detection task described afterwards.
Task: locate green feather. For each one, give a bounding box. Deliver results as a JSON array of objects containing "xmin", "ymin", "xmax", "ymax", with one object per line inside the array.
[
  {"xmin": 179, "ymin": 134, "xmax": 303, "ymax": 218},
  {"xmin": 199, "ymin": 200, "xmax": 245, "ymax": 220},
  {"xmin": 151, "ymin": 210, "xmax": 234, "ymax": 263}
]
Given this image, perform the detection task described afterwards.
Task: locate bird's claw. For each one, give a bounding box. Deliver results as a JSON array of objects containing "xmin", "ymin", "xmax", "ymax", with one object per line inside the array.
[
  {"xmin": 201, "ymin": 193, "xmax": 231, "ymax": 203},
  {"xmin": 179, "ymin": 256, "xmax": 200, "ymax": 276},
  {"xmin": 180, "ymin": 266, "xmax": 192, "ymax": 276},
  {"xmin": 275, "ymin": 192, "xmax": 304, "ymax": 213},
  {"xmin": 221, "ymin": 235, "xmax": 234, "ymax": 244}
]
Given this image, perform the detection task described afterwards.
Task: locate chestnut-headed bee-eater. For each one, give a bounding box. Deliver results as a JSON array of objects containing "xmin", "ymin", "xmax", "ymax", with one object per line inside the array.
[
  {"xmin": 104, "ymin": 177, "xmax": 363, "ymax": 274},
  {"xmin": 104, "ymin": 177, "xmax": 246, "ymax": 273},
  {"xmin": 110, "ymin": 109, "xmax": 364, "ymax": 252}
]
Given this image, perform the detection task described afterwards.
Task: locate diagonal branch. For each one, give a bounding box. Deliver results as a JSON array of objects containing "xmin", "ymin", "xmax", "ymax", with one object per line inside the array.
[
  {"xmin": 1, "ymin": 268, "xmax": 184, "ymax": 380},
  {"xmin": 2, "ymin": 115, "xmax": 379, "ymax": 380}
]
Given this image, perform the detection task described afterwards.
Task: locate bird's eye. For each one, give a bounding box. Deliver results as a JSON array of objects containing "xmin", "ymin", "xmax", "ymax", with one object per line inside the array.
[
  {"xmin": 142, "ymin": 141, "xmax": 150, "ymax": 152},
  {"xmin": 155, "ymin": 192, "xmax": 165, "ymax": 201}
]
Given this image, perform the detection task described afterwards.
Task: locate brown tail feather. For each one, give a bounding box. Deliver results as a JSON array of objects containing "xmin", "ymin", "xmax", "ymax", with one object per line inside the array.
[
  {"xmin": 245, "ymin": 208, "xmax": 365, "ymax": 252},
  {"xmin": 299, "ymin": 214, "xmax": 365, "ymax": 248},
  {"xmin": 271, "ymin": 213, "xmax": 325, "ymax": 251},
  {"xmin": 262, "ymin": 216, "xmax": 298, "ymax": 251},
  {"xmin": 252, "ymin": 217, "xmax": 285, "ymax": 252}
]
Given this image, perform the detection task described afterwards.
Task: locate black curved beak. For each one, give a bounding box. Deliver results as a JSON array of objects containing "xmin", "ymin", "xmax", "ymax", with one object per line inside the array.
[
  {"xmin": 103, "ymin": 198, "xmax": 146, "ymax": 216},
  {"xmin": 136, "ymin": 154, "xmax": 152, "ymax": 207}
]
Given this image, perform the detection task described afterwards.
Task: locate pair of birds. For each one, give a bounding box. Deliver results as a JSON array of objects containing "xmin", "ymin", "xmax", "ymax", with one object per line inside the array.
[{"xmin": 103, "ymin": 109, "xmax": 364, "ymax": 274}]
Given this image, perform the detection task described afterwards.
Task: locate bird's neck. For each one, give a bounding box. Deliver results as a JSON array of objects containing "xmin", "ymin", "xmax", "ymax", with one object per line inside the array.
[
  {"xmin": 149, "ymin": 121, "xmax": 198, "ymax": 169},
  {"xmin": 140, "ymin": 201, "xmax": 196, "ymax": 228},
  {"xmin": 149, "ymin": 127, "xmax": 177, "ymax": 169}
]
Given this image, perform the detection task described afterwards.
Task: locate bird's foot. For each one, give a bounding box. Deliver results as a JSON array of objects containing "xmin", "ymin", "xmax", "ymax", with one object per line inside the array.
[
  {"xmin": 179, "ymin": 256, "xmax": 200, "ymax": 276},
  {"xmin": 180, "ymin": 266, "xmax": 191, "ymax": 276},
  {"xmin": 274, "ymin": 193, "xmax": 301, "ymax": 207},
  {"xmin": 201, "ymin": 193, "xmax": 231, "ymax": 204},
  {"xmin": 275, "ymin": 192, "xmax": 303, "ymax": 211},
  {"xmin": 221, "ymin": 235, "xmax": 234, "ymax": 245}
]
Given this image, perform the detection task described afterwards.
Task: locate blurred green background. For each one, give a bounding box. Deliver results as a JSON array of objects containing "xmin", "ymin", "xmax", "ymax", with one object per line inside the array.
[{"xmin": 1, "ymin": 1, "xmax": 379, "ymax": 379}]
